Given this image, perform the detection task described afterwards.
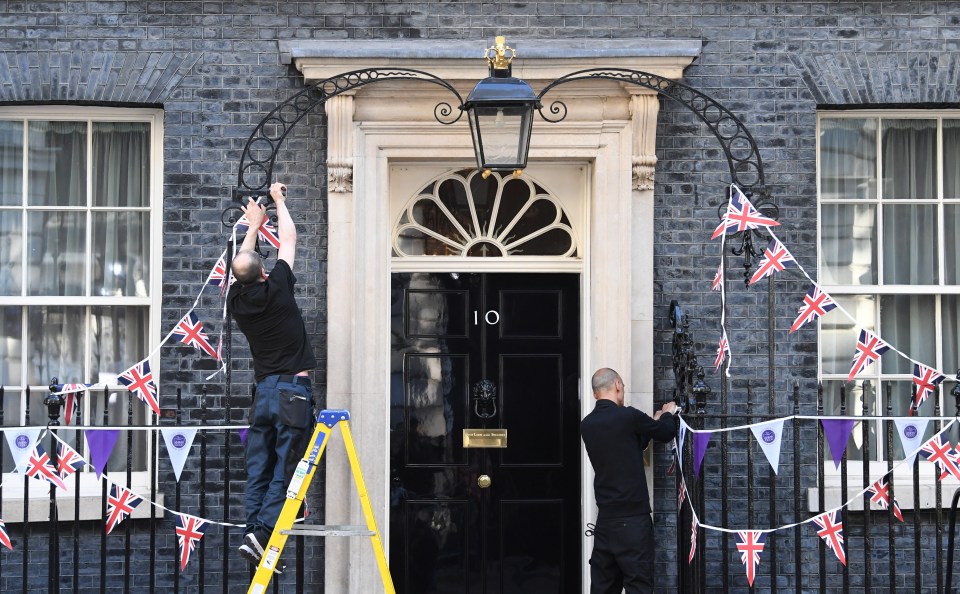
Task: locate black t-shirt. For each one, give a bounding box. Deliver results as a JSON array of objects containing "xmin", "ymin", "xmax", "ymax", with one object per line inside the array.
[
  {"xmin": 580, "ymin": 399, "xmax": 676, "ymax": 518},
  {"xmin": 227, "ymin": 259, "xmax": 317, "ymax": 382}
]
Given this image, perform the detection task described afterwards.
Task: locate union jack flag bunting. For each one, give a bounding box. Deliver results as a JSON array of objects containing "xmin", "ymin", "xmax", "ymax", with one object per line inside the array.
[
  {"xmin": 735, "ymin": 530, "xmax": 766, "ymax": 587},
  {"xmin": 106, "ymin": 484, "xmax": 143, "ymax": 535},
  {"xmin": 24, "ymin": 444, "xmax": 67, "ymax": 491},
  {"xmin": 0, "ymin": 518, "xmax": 11, "ymax": 550},
  {"xmin": 920, "ymin": 434, "xmax": 960, "ymax": 482},
  {"xmin": 176, "ymin": 513, "xmax": 210, "ymax": 571},
  {"xmin": 118, "ymin": 359, "xmax": 160, "ymax": 416},
  {"xmin": 57, "ymin": 384, "xmax": 89, "ymax": 425},
  {"xmin": 207, "ymin": 253, "xmax": 229, "ymax": 293},
  {"xmin": 689, "ymin": 518, "xmax": 698, "ymax": 565},
  {"xmin": 847, "ymin": 329, "xmax": 890, "ymax": 382},
  {"xmin": 749, "ymin": 238, "xmax": 797, "ymax": 285},
  {"xmin": 56, "ymin": 441, "xmax": 86, "ymax": 480},
  {"xmin": 711, "ymin": 185, "xmax": 780, "ymax": 240},
  {"xmin": 236, "ymin": 216, "xmax": 281, "ymax": 250},
  {"xmin": 678, "ymin": 482, "xmax": 686, "ymax": 510},
  {"xmin": 866, "ymin": 477, "xmax": 904, "ymax": 522},
  {"xmin": 172, "ymin": 311, "xmax": 220, "ymax": 361},
  {"xmin": 715, "ymin": 331, "xmax": 730, "ymax": 371},
  {"xmin": 812, "ymin": 510, "xmax": 846, "ymax": 566},
  {"xmin": 912, "ymin": 363, "xmax": 945, "ymax": 412},
  {"xmin": 790, "ymin": 284, "xmax": 837, "ymax": 334},
  {"xmin": 711, "ymin": 263, "xmax": 723, "ymax": 291}
]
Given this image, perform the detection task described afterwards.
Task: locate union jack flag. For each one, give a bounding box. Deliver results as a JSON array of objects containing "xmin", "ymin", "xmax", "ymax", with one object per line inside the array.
[
  {"xmin": 735, "ymin": 530, "xmax": 766, "ymax": 587},
  {"xmin": 118, "ymin": 359, "xmax": 160, "ymax": 416},
  {"xmin": 0, "ymin": 518, "xmax": 11, "ymax": 550},
  {"xmin": 106, "ymin": 484, "xmax": 143, "ymax": 535},
  {"xmin": 678, "ymin": 482, "xmax": 686, "ymax": 510},
  {"xmin": 866, "ymin": 476, "xmax": 904, "ymax": 522},
  {"xmin": 57, "ymin": 384, "xmax": 89, "ymax": 425},
  {"xmin": 711, "ymin": 263, "xmax": 723, "ymax": 291},
  {"xmin": 847, "ymin": 329, "xmax": 890, "ymax": 382},
  {"xmin": 920, "ymin": 434, "xmax": 960, "ymax": 481},
  {"xmin": 715, "ymin": 331, "xmax": 730, "ymax": 371},
  {"xmin": 56, "ymin": 441, "xmax": 86, "ymax": 480},
  {"xmin": 749, "ymin": 238, "xmax": 797, "ymax": 285},
  {"xmin": 236, "ymin": 216, "xmax": 281, "ymax": 250},
  {"xmin": 172, "ymin": 311, "xmax": 220, "ymax": 361},
  {"xmin": 711, "ymin": 185, "xmax": 780, "ymax": 240},
  {"xmin": 790, "ymin": 284, "xmax": 837, "ymax": 334},
  {"xmin": 207, "ymin": 252, "xmax": 229, "ymax": 293},
  {"xmin": 24, "ymin": 444, "xmax": 67, "ymax": 491},
  {"xmin": 689, "ymin": 518, "xmax": 698, "ymax": 565},
  {"xmin": 912, "ymin": 363, "xmax": 945, "ymax": 412},
  {"xmin": 812, "ymin": 510, "xmax": 846, "ymax": 566},
  {"xmin": 176, "ymin": 513, "xmax": 210, "ymax": 571}
]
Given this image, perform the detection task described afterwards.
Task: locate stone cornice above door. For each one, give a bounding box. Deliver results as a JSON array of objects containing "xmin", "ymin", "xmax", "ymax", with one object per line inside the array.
[{"xmin": 278, "ymin": 38, "xmax": 701, "ymax": 89}]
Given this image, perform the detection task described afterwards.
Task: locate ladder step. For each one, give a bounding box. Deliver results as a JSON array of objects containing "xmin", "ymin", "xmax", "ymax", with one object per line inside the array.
[{"xmin": 280, "ymin": 524, "xmax": 374, "ymax": 538}]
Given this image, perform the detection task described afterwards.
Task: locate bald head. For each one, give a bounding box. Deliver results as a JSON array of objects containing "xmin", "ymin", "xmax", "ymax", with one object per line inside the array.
[
  {"xmin": 232, "ymin": 250, "xmax": 264, "ymax": 285},
  {"xmin": 592, "ymin": 368, "xmax": 621, "ymax": 394}
]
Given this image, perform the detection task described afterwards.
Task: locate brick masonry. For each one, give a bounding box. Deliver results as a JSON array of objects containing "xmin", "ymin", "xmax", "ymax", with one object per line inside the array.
[{"xmin": 1, "ymin": 1, "xmax": 959, "ymax": 592}]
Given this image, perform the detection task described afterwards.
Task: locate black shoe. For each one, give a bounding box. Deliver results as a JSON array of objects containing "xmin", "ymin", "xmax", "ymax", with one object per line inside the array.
[
  {"xmin": 238, "ymin": 531, "xmax": 265, "ymax": 567},
  {"xmin": 239, "ymin": 529, "xmax": 285, "ymax": 573}
]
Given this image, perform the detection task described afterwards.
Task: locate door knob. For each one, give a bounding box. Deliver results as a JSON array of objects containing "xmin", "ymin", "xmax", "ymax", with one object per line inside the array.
[{"xmin": 477, "ymin": 474, "xmax": 492, "ymax": 488}]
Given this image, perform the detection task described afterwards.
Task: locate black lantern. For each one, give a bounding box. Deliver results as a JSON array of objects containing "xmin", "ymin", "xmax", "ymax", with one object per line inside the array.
[{"xmin": 463, "ymin": 37, "xmax": 540, "ymax": 178}]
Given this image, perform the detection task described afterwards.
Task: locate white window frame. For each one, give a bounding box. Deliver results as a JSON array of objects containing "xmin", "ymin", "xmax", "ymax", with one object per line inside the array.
[
  {"xmin": 815, "ymin": 109, "xmax": 960, "ymax": 510},
  {"xmin": 0, "ymin": 106, "xmax": 164, "ymax": 519}
]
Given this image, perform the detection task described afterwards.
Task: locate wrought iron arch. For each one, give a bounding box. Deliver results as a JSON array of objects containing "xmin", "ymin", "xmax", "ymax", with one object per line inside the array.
[
  {"xmin": 232, "ymin": 67, "xmax": 767, "ymax": 200},
  {"xmin": 536, "ymin": 68, "xmax": 766, "ymax": 195},
  {"xmin": 233, "ymin": 68, "xmax": 466, "ymax": 199}
]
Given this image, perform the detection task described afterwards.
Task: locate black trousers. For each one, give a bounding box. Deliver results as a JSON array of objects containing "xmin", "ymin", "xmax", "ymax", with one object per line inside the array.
[{"xmin": 589, "ymin": 514, "xmax": 655, "ymax": 594}]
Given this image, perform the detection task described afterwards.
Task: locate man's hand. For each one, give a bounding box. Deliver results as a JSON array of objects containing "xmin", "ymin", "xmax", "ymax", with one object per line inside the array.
[
  {"xmin": 241, "ymin": 197, "xmax": 266, "ymax": 230},
  {"xmin": 660, "ymin": 401, "xmax": 679, "ymax": 416},
  {"xmin": 270, "ymin": 182, "xmax": 287, "ymax": 204}
]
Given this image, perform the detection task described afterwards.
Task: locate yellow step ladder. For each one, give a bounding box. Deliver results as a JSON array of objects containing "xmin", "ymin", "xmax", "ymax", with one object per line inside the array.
[{"xmin": 247, "ymin": 409, "xmax": 396, "ymax": 594}]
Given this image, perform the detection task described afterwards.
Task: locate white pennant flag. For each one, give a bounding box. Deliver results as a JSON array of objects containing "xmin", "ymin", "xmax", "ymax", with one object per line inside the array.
[
  {"xmin": 750, "ymin": 419, "xmax": 785, "ymax": 474},
  {"xmin": 677, "ymin": 418, "xmax": 689, "ymax": 470},
  {"xmin": 160, "ymin": 427, "xmax": 198, "ymax": 483},
  {"xmin": 4, "ymin": 429, "xmax": 42, "ymax": 473},
  {"xmin": 895, "ymin": 418, "xmax": 929, "ymax": 467}
]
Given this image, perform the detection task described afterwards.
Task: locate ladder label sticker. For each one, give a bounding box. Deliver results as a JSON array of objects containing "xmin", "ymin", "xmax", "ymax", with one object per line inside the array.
[
  {"xmin": 286, "ymin": 460, "xmax": 310, "ymax": 498},
  {"xmin": 263, "ymin": 545, "xmax": 281, "ymax": 570}
]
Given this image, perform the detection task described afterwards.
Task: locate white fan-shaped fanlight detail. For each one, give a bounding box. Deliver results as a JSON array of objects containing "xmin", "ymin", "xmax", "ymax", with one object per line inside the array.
[{"xmin": 392, "ymin": 170, "xmax": 578, "ymax": 258}]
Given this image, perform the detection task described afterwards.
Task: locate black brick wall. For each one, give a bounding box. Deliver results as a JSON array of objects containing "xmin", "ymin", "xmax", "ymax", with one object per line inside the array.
[{"xmin": 2, "ymin": 1, "xmax": 959, "ymax": 591}]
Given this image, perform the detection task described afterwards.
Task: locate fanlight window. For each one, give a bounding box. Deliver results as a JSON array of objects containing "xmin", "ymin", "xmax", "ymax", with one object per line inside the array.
[{"xmin": 393, "ymin": 169, "xmax": 579, "ymax": 258}]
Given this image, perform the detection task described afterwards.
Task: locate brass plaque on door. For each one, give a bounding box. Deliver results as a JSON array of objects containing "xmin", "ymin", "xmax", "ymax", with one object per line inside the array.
[{"xmin": 462, "ymin": 428, "xmax": 508, "ymax": 448}]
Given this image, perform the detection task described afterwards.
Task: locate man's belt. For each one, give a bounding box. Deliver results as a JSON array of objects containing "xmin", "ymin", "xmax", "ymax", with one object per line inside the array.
[{"xmin": 277, "ymin": 374, "xmax": 311, "ymax": 386}]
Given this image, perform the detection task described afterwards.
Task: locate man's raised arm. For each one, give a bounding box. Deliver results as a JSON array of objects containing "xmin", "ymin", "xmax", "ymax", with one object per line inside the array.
[{"xmin": 271, "ymin": 182, "xmax": 297, "ymax": 268}]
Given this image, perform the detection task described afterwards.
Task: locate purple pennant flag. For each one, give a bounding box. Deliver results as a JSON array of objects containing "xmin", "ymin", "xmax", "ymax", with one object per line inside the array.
[
  {"xmin": 85, "ymin": 429, "xmax": 120, "ymax": 479},
  {"xmin": 821, "ymin": 419, "xmax": 856, "ymax": 469},
  {"xmin": 693, "ymin": 432, "xmax": 713, "ymax": 480},
  {"xmin": 238, "ymin": 428, "xmax": 248, "ymax": 445}
]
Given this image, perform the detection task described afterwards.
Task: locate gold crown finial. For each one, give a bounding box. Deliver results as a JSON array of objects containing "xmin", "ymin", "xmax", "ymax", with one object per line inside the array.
[{"xmin": 484, "ymin": 36, "xmax": 515, "ymax": 71}]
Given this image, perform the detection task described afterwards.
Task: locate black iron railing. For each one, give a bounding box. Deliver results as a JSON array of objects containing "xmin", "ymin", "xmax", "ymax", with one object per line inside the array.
[
  {"xmin": 0, "ymin": 383, "xmax": 320, "ymax": 593},
  {"xmin": 670, "ymin": 301, "xmax": 959, "ymax": 593}
]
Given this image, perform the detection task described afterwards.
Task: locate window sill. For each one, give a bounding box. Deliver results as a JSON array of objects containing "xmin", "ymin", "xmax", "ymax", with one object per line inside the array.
[
  {"xmin": 809, "ymin": 466, "xmax": 960, "ymax": 511},
  {"xmin": 0, "ymin": 473, "xmax": 162, "ymax": 523}
]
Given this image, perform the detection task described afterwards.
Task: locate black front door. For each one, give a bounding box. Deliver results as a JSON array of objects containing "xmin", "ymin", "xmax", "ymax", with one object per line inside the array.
[{"xmin": 389, "ymin": 272, "xmax": 581, "ymax": 594}]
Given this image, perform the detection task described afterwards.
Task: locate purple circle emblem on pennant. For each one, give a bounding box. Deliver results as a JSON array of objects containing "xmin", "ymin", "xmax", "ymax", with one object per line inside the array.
[
  {"xmin": 172, "ymin": 433, "xmax": 187, "ymax": 449},
  {"xmin": 904, "ymin": 425, "xmax": 917, "ymax": 439},
  {"xmin": 15, "ymin": 435, "xmax": 29, "ymax": 449},
  {"xmin": 762, "ymin": 429, "xmax": 776, "ymax": 444}
]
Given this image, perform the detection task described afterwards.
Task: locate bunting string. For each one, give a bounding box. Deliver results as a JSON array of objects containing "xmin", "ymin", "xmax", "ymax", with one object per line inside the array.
[{"xmin": 713, "ymin": 184, "xmax": 954, "ymax": 391}]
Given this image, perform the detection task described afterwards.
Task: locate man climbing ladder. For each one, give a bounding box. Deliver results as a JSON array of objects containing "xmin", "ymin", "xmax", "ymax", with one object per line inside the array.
[{"xmin": 247, "ymin": 409, "xmax": 396, "ymax": 594}]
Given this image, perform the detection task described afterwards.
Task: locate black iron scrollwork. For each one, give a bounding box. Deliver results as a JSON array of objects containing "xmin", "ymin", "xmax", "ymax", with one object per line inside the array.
[
  {"xmin": 670, "ymin": 301, "xmax": 709, "ymax": 413},
  {"xmin": 472, "ymin": 379, "xmax": 498, "ymax": 420},
  {"xmin": 536, "ymin": 68, "xmax": 766, "ymax": 194},
  {"xmin": 233, "ymin": 68, "xmax": 465, "ymax": 201}
]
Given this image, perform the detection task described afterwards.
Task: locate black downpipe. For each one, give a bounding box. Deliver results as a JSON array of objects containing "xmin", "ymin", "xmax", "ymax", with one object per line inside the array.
[
  {"xmin": 199, "ymin": 388, "xmax": 208, "ymax": 591},
  {"xmin": 23, "ymin": 386, "xmax": 30, "ymax": 594},
  {"xmin": 946, "ymin": 488, "xmax": 960, "ymax": 593},
  {"xmin": 150, "ymin": 401, "xmax": 158, "ymax": 594},
  {"xmin": 73, "ymin": 390, "xmax": 83, "ymax": 593},
  {"xmin": 125, "ymin": 385, "xmax": 135, "ymax": 593},
  {"xmin": 839, "ymin": 385, "xmax": 849, "ymax": 594},
  {"xmin": 792, "ymin": 381, "xmax": 801, "ymax": 594},
  {"xmin": 884, "ymin": 385, "xmax": 896, "ymax": 590},
  {"xmin": 817, "ymin": 383, "xmax": 826, "ymax": 593},
  {"xmin": 746, "ymin": 381, "xmax": 755, "ymax": 591},
  {"xmin": 861, "ymin": 381, "xmax": 871, "ymax": 593},
  {"xmin": 46, "ymin": 383, "xmax": 61, "ymax": 594},
  {"xmin": 99, "ymin": 386, "xmax": 109, "ymax": 594},
  {"xmin": 174, "ymin": 387, "xmax": 182, "ymax": 594}
]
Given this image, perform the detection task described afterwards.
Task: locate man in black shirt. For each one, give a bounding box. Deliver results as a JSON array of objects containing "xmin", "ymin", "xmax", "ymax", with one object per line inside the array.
[
  {"xmin": 228, "ymin": 182, "xmax": 317, "ymax": 567},
  {"xmin": 580, "ymin": 367, "xmax": 678, "ymax": 594}
]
